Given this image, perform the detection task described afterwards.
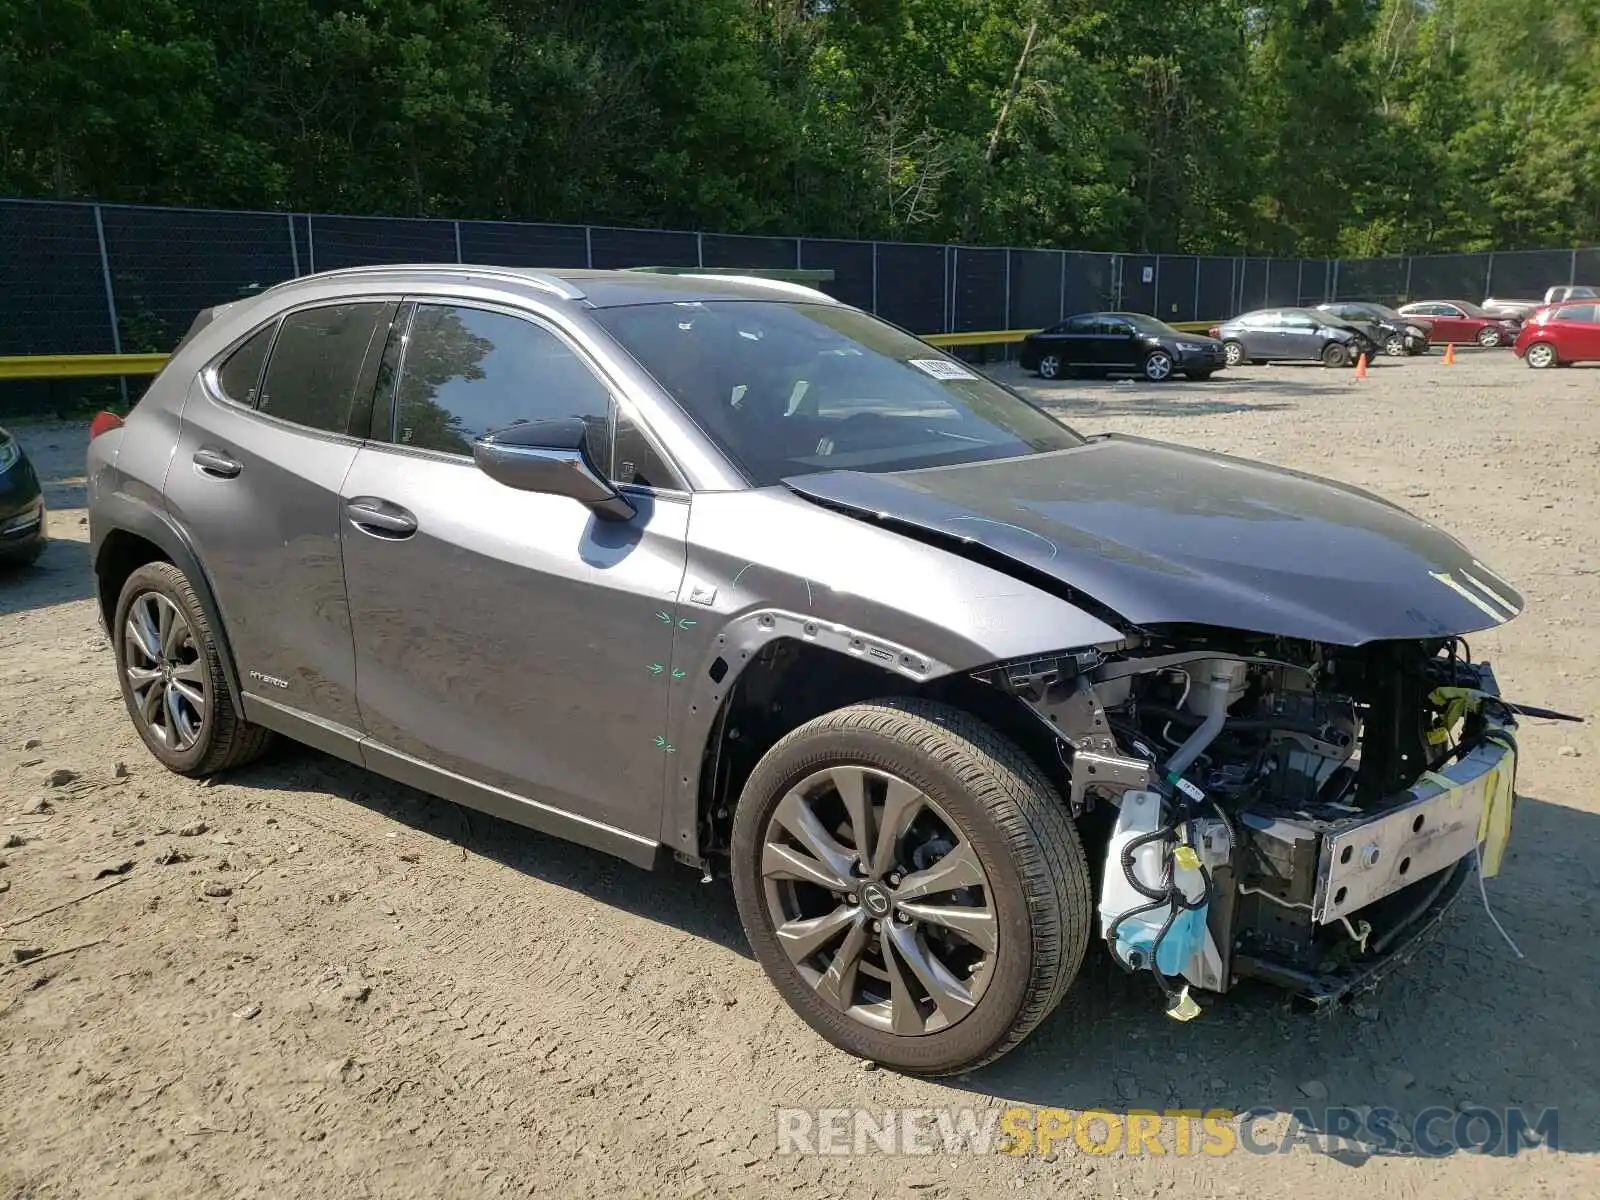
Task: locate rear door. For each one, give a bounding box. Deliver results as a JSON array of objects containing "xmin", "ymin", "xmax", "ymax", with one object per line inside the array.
[
  {"xmin": 164, "ymin": 299, "xmax": 397, "ymax": 746},
  {"xmin": 339, "ymin": 298, "xmax": 690, "ymax": 843}
]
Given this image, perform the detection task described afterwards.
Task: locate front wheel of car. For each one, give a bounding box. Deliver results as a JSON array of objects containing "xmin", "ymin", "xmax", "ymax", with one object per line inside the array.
[
  {"xmin": 1222, "ymin": 340, "xmax": 1246, "ymax": 367},
  {"xmin": 1384, "ymin": 334, "xmax": 1406, "ymax": 357},
  {"xmin": 1142, "ymin": 351, "xmax": 1174, "ymax": 382},
  {"xmin": 730, "ymin": 699, "xmax": 1091, "ymax": 1076},
  {"xmin": 1525, "ymin": 342, "xmax": 1558, "ymax": 369},
  {"xmin": 1036, "ymin": 354, "xmax": 1062, "ymax": 380},
  {"xmin": 1321, "ymin": 341, "xmax": 1350, "ymax": 368},
  {"xmin": 1476, "ymin": 326, "xmax": 1502, "ymax": 348},
  {"xmin": 113, "ymin": 562, "xmax": 274, "ymax": 777}
]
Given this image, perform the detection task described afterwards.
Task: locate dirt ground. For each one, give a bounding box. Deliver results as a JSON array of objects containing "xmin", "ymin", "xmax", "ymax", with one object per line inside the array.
[{"xmin": 1, "ymin": 348, "xmax": 1597, "ymax": 1199}]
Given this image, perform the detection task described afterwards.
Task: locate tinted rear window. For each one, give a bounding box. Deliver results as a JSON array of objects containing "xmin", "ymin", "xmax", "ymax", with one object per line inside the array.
[
  {"xmin": 257, "ymin": 303, "xmax": 389, "ymax": 434},
  {"xmin": 216, "ymin": 325, "xmax": 275, "ymax": 407},
  {"xmin": 593, "ymin": 301, "xmax": 1082, "ymax": 486}
]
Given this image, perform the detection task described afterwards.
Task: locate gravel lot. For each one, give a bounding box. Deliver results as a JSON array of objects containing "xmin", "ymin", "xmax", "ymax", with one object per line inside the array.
[{"xmin": 1, "ymin": 349, "xmax": 1596, "ymax": 1198}]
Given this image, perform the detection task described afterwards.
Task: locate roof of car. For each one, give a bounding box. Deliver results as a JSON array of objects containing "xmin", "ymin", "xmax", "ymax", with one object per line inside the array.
[{"xmin": 261, "ymin": 264, "xmax": 838, "ymax": 309}]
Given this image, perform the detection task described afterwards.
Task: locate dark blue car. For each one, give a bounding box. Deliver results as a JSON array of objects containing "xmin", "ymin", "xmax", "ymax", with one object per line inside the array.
[{"xmin": 0, "ymin": 424, "xmax": 46, "ymax": 565}]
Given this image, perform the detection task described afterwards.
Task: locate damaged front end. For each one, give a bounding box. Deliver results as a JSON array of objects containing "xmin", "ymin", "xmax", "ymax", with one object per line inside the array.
[{"xmin": 978, "ymin": 630, "xmax": 1524, "ymax": 1017}]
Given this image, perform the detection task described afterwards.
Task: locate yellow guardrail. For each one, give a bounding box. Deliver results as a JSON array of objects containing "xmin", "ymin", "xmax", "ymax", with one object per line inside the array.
[
  {"xmin": 0, "ymin": 321, "xmax": 1224, "ymax": 381},
  {"xmin": 924, "ymin": 320, "xmax": 1215, "ymax": 347},
  {"xmin": 0, "ymin": 353, "xmax": 171, "ymax": 381}
]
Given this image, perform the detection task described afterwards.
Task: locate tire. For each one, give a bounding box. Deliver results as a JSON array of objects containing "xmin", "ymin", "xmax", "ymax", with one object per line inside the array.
[
  {"xmin": 1525, "ymin": 341, "xmax": 1558, "ymax": 369},
  {"xmin": 1476, "ymin": 326, "xmax": 1502, "ymax": 348},
  {"xmin": 1185, "ymin": 370, "xmax": 1214, "ymax": 381},
  {"xmin": 730, "ymin": 699, "xmax": 1091, "ymax": 1076},
  {"xmin": 1142, "ymin": 350, "xmax": 1174, "ymax": 382},
  {"xmin": 1384, "ymin": 334, "xmax": 1406, "ymax": 357},
  {"xmin": 1037, "ymin": 354, "xmax": 1062, "ymax": 380},
  {"xmin": 1222, "ymin": 340, "xmax": 1246, "ymax": 367},
  {"xmin": 113, "ymin": 561, "xmax": 273, "ymax": 777},
  {"xmin": 1321, "ymin": 341, "xmax": 1350, "ymax": 368}
]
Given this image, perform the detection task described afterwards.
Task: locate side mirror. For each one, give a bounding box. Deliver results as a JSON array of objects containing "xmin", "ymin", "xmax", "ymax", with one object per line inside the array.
[{"xmin": 473, "ymin": 417, "xmax": 635, "ymax": 521}]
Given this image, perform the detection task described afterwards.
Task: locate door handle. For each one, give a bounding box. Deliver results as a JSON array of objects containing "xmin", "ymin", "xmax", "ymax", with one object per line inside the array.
[
  {"xmin": 192, "ymin": 447, "xmax": 242, "ymax": 478},
  {"xmin": 345, "ymin": 497, "xmax": 417, "ymax": 538}
]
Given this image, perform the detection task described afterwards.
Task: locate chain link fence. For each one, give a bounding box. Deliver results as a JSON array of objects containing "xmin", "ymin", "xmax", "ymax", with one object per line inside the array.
[{"xmin": 3, "ymin": 197, "xmax": 1597, "ymax": 362}]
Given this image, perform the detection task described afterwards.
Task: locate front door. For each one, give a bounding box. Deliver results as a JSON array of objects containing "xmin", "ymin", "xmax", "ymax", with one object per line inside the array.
[
  {"xmin": 339, "ymin": 298, "xmax": 689, "ymax": 841},
  {"xmin": 1279, "ymin": 311, "xmax": 1322, "ymax": 358},
  {"xmin": 162, "ymin": 299, "xmax": 396, "ymax": 739},
  {"xmin": 1096, "ymin": 316, "xmax": 1141, "ymax": 371}
]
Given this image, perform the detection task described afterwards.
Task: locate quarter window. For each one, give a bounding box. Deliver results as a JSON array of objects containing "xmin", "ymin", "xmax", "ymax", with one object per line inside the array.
[
  {"xmin": 215, "ymin": 325, "xmax": 275, "ymax": 407},
  {"xmin": 257, "ymin": 303, "xmax": 390, "ymax": 434},
  {"xmin": 391, "ymin": 304, "xmax": 613, "ymax": 467}
]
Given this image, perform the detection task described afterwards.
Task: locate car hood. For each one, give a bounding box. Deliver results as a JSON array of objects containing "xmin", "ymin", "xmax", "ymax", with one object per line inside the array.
[{"xmin": 782, "ymin": 436, "xmax": 1523, "ymax": 646}]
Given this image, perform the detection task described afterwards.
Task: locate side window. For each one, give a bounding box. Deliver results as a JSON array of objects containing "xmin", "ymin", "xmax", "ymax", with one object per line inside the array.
[
  {"xmin": 1064, "ymin": 316, "xmax": 1096, "ymax": 334},
  {"xmin": 1554, "ymin": 303, "xmax": 1596, "ymax": 322},
  {"xmin": 1437, "ymin": 304, "xmax": 1463, "ymax": 317},
  {"xmin": 1098, "ymin": 318, "xmax": 1133, "ymax": 335},
  {"xmin": 215, "ymin": 324, "xmax": 275, "ymax": 407},
  {"xmin": 257, "ymin": 303, "xmax": 390, "ymax": 434},
  {"xmin": 391, "ymin": 304, "xmax": 613, "ymax": 469},
  {"xmin": 1284, "ymin": 312, "xmax": 1316, "ymax": 328}
]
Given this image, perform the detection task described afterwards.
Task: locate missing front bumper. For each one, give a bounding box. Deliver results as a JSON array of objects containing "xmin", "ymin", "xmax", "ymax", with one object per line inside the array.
[{"xmin": 1233, "ymin": 856, "xmax": 1473, "ymax": 1007}]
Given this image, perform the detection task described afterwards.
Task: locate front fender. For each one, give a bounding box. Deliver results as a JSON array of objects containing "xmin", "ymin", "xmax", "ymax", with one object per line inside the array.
[{"xmin": 657, "ymin": 488, "xmax": 1126, "ymax": 856}]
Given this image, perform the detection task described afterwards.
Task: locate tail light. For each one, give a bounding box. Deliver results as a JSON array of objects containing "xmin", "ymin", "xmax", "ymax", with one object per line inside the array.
[
  {"xmin": 1208, "ymin": 326, "xmax": 1221, "ymax": 338},
  {"xmin": 89, "ymin": 411, "xmax": 124, "ymax": 440}
]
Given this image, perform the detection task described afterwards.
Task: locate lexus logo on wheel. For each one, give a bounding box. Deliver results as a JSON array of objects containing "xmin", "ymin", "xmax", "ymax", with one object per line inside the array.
[{"xmin": 860, "ymin": 886, "xmax": 891, "ymax": 916}]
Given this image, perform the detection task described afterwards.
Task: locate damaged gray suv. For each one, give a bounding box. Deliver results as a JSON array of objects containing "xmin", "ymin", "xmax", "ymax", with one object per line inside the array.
[{"xmin": 88, "ymin": 266, "xmax": 1536, "ymax": 1075}]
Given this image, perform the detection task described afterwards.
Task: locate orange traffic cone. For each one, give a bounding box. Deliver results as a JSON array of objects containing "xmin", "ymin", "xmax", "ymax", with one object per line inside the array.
[
  {"xmin": 1354, "ymin": 352, "xmax": 1368, "ymax": 379},
  {"xmin": 1442, "ymin": 342, "xmax": 1456, "ymax": 366}
]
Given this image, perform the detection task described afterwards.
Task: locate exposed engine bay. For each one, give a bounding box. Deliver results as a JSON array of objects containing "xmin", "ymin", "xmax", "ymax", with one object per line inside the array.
[{"xmin": 983, "ymin": 629, "xmax": 1527, "ymax": 1018}]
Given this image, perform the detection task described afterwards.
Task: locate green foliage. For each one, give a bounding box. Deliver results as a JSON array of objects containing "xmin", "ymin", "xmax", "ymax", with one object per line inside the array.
[{"xmin": 0, "ymin": 0, "xmax": 1594, "ymax": 252}]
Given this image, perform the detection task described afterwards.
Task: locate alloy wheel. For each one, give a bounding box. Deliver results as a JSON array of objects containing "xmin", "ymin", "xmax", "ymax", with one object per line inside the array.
[
  {"xmin": 1385, "ymin": 334, "xmax": 1406, "ymax": 357},
  {"xmin": 1144, "ymin": 351, "xmax": 1173, "ymax": 381},
  {"xmin": 1477, "ymin": 327, "xmax": 1501, "ymax": 348},
  {"xmin": 123, "ymin": 590, "xmax": 207, "ymax": 752},
  {"xmin": 1223, "ymin": 341, "xmax": 1245, "ymax": 367},
  {"xmin": 1526, "ymin": 342, "xmax": 1557, "ymax": 369},
  {"xmin": 1038, "ymin": 354, "xmax": 1061, "ymax": 380},
  {"xmin": 759, "ymin": 765, "xmax": 997, "ymax": 1037}
]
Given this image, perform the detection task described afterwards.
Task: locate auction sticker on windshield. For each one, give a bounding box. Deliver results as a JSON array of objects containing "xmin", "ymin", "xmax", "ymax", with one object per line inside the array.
[{"xmin": 908, "ymin": 358, "xmax": 979, "ymax": 381}]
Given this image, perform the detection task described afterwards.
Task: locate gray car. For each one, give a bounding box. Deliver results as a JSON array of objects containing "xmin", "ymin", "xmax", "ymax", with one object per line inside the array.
[
  {"xmin": 88, "ymin": 266, "xmax": 1535, "ymax": 1075},
  {"xmin": 1215, "ymin": 306, "xmax": 1375, "ymax": 367}
]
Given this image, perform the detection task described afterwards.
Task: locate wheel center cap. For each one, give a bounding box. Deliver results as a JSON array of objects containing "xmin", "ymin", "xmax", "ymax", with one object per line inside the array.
[
  {"xmin": 859, "ymin": 883, "xmax": 892, "ymax": 917},
  {"xmin": 161, "ymin": 663, "xmax": 173, "ymax": 682}
]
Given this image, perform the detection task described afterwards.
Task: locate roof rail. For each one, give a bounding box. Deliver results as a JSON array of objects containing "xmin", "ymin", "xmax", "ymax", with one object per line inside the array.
[
  {"xmin": 263, "ymin": 264, "xmax": 587, "ymax": 302},
  {"xmin": 674, "ymin": 273, "xmax": 835, "ymax": 301}
]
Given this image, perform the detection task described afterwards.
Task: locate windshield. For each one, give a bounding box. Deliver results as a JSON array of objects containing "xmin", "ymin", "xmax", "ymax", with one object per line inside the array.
[
  {"xmin": 595, "ymin": 301, "xmax": 1084, "ymax": 486},
  {"xmin": 1119, "ymin": 313, "xmax": 1186, "ymax": 337}
]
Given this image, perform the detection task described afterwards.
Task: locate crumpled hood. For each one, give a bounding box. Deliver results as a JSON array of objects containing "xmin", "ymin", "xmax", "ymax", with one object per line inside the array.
[{"xmin": 782, "ymin": 435, "xmax": 1523, "ymax": 646}]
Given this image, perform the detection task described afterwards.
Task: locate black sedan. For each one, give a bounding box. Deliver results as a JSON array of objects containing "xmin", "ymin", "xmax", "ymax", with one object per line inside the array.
[
  {"xmin": 1316, "ymin": 301, "xmax": 1431, "ymax": 356},
  {"xmin": 1020, "ymin": 312, "xmax": 1226, "ymax": 382},
  {"xmin": 0, "ymin": 424, "xmax": 46, "ymax": 565}
]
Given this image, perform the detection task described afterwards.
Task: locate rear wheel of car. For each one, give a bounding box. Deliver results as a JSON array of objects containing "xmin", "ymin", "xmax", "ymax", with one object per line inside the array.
[
  {"xmin": 1320, "ymin": 341, "xmax": 1350, "ymax": 368},
  {"xmin": 1036, "ymin": 354, "xmax": 1062, "ymax": 380},
  {"xmin": 1142, "ymin": 351, "xmax": 1174, "ymax": 382},
  {"xmin": 113, "ymin": 562, "xmax": 274, "ymax": 777},
  {"xmin": 1476, "ymin": 326, "xmax": 1502, "ymax": 348},
  {"xmin": 1384, "ymin": 334, "xmax": 1406, "ymax": 357},
  {"xmin": 1525, "ymin": 341, "xmax": 1558, "ymax": 369},
  {"xmin": 1222, "ymin": 340, "xmax": 1246, "ymax": 367},
  {"xmin": 730, "ymin": 698, "xmax": 1091, "ymax": 1076}
]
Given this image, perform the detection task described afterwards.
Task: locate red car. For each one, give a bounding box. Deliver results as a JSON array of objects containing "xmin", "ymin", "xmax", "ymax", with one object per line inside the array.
[
  {"xmin": 1397, "ymin": 300, "xmax": 1520, "ymax": 347},
  {"xmin": 1514, "ymin": 300, "xmax": 1600, "ymax": 368}
]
